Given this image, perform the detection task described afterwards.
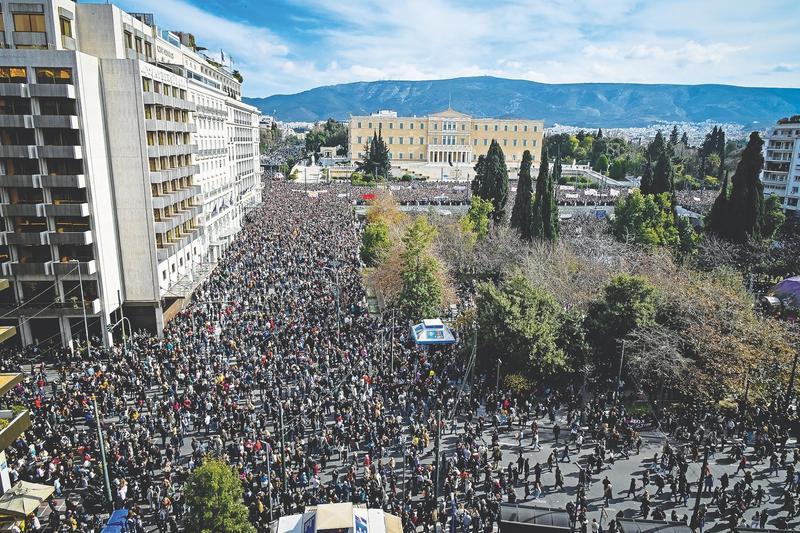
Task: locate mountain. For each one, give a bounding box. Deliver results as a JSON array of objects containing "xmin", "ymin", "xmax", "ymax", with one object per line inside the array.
[{"xmin": 244, "ymin": 76, "xmax": 800, "ymax": 128}]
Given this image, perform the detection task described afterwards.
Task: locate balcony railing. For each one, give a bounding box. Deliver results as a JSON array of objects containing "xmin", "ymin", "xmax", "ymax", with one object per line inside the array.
[
  {"xmin": 0, "ymin": 409, "xmax": 31, "ymax": 451},
  {"xmin": 44, "ymin": 202, "xmax": 89, "ymax": 217},
  {"xmin": 49, "ymin": 259, "xmax": 96, "ymax": 276},
  {"xmin": 47, "ymin": 230, "xmax": 93, "ymax": 246}
]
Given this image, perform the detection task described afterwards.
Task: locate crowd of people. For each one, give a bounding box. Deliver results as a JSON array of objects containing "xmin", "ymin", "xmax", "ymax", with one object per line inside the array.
[{"xmin": 1, "ymin": 180, "xmax": 798, "ymax": 533}]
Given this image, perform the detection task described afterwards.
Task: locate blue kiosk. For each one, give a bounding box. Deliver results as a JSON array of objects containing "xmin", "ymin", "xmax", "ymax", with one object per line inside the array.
[{"xmin": 411, "ymin": 319, "xmax": 457, "ymax": 346}]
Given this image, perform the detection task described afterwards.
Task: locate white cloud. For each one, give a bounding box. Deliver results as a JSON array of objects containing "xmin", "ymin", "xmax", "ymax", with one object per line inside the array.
[{"xmin": 122, "ymin": 0, "xmax": 800, "ymax": 96}]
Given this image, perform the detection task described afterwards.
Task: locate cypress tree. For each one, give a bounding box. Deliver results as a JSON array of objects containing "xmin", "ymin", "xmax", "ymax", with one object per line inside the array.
[
  {"xmin": 510, "ymin": 150, "xmax": 534, "ymax": 240},
  {"xmin": 669, "ymin": 125, "xmax": 679, "ymax": 145},
  {"xmin": 680, "ymin": 132, "xmax": 689, "ymax": 146},
  {"xmin": 530, "ymin": 147, "xmax": 559, "ymax": 242},
  {"xmin": 640, "ymin": 156, "xmax": 653, "ymax": 195},
  {"xmin": 596, "ymin": 128, "xmax": 603, "ymax": 139},
  {"xmin": 471, "ymin": 140, "xmax": 509, "ymax": 223},
  {"xmin": 727, "ymin": 132, "xmax": 766, "ymax": 242},
  {"xmin": 647, "ymin": 131, "xmax": 666, "ymax": 161},
  {"xmin": 651, "ymin": 152, "xmax": 673, "ymax": 195},
  {"xmin": 706, "ymin": 169, "xmax": 730, "ymax": 238}
]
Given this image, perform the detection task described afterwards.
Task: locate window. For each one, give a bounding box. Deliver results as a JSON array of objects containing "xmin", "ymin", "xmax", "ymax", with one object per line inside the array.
[
  {"xmin": 0, "ymin": 16, "xmax": 4, "ymax": 32},
  {"xmin": 142, "ymin": 78, "xmax": 151, "ymax": 92},
  {"xmin": 135, "ymin": 37, "xmax": 143, "ymax": 53},
  {"xmin": 483, "ymin": 139, "xmax": 487, "ymax": 146},
  {"xmin": 494, "ymin": 125, "xmax": 498, "ymax": 131},
  {"xmin": 398, "ymin": 153, "xmax": 403, "ymax": 159},
  {"xmin": 473, "ymin": 140, "xmax": 477, "ymax": 146},
  {"xmin": 357, "ymin": 136, "xmax": 362, "ymax": 144},
  {"xmin": 474, "ymin": 125, "xmax": 478, "ymax": 131},
  {"xmin": 433, "ymin": 124, "xmax": 438, "ymax": 130},
  {"xmin": 124, "ymin": 31, "xmax": 133, "ymax": 49},
  {"xmin": 461, "ymin": 124, "xmax": 465, "ymax": 131},
  {"xmin": 399, "ymin": 137, "xmax": 403, "ymax": 144},
  {"xmin": 399, "ymin": 123, "xmax": 403, "ymax": 129},
  {"xmin": 59, "ymin": 17, "xmax": 72, "ymax": 38},
  {"xmin": 410, "ymin": 123, "xmax": 414, "ymax": 130},
  {"xmin": 419, "ymin": 153, "xmax": 424, "ymax": 160},
  {"xmin": 420, "ymin": 123, "xmax": 424, "ymax": 129},
  {"xmin": 13, "ymin": 13, "xmax": 46, "ymax": 32},
  {"xmin": 532, "ymin": 140, "xmax": 537, "ymax": 147},
  {"xmin": 523, "ymin": 140, "xmax": 527, "ymax": 147},
  {"xmin": 419, "ymin": 137, "xmax": 424, "ymax": 144},
  {"xmin": 513, "ymin": 140, "xmax": 517, "ymax": 146},
  {"xmin": 145, "ymin": 42, "xmax": 153, "ymax": 59},
  {"xmin": 484, "ymin": 125, "xmax": 488, "ymax": 131},
  {"xmin": 504, "ymin": 125, "xmax": 508, "ymax": 132},
  {"xmin": 503, "ymin": 139, "xmax": 507, "ymax": 146},
  {"xmin": 409, "ymin": 137, "xmax": 413, "ymax": 145},
  {"xmin": 534, "ymin": 126, "xmax": 538, "ymax": 132},
  {"xmin": 389, "ymin": 122, "xmax": 393, "ymax": 129},
  {"xmin": 523, "ymin": 125, "xmax": 528, "ymax": 132},
  {"xmin": 388, "ymin": 137, "xmax": 393, "ymax": 144},
  {"xmin": 357, "ymin": 122, "xmax": 361, "ymax": 128},
  {"xmin": 368, "ymin": 122, "xmax": 372, "ymax": 129},
  {"xmin": 35, "ymin": 68, "xmax": 72, "ymax": 84},
  {"xmin": 0, "ymin": 67, "xmax": 27, "ymax": 84},
  {"xmin": 514, "ymin": 125, "xmax": 518, "ymax": 132}
]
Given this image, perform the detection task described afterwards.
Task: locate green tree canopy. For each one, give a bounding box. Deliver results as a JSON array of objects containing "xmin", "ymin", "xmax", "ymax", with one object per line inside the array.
[
  {"xmin": 726, "ymin": 132, "xmax": 766, "ymax": 243},
  {"xmin": 510, "ymin": 150, "xmax": 534, "ymax": 239},
  {"xmin": 184, "ymin": 459, "xmax": 255, "ymax": 533},
  {"xmin": 356, "ymin": 131, "xmax": 390, "ymax": 179},
  {"xmin": 305, "ymin": 118, "xmax": 347, "ymax": 156},
  {"xmin": 360, "ymin": 220, "xmax": 390, "ymax": 266},
  {"xmin": 398, "ymin": 216, "xmax": 444, "ymax": 320},
  {"xmin": 471, "ymin": 140, "xmax": 509, "ymax": 223},
  {"xmin": 651, "ymin": 152, "xmax": 673, "ymax": 195},
  {"xmin": 594, "ymin": 153, "xmax": 609, "ymax": 173},
  {"xmin": 476, "ymin": 272, "xmax": 586, "ymax": 377},
  {"xmin": 462, "ymin": 196, "xmax": 495, "ymax": 240},
  {"xmin": 530, "ymin": 147, "xmax": 559, "ymax": 242},
  {"xmin": 613, "ymin": 190, "xmax": 685, "ymax": 248}
]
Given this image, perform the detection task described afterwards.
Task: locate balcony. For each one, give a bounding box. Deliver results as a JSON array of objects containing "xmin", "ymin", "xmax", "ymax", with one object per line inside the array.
[
  {"xmin": 47, "ymin": 230, "xmax": 93, "ymax": 245},
  {"xmin": 0, "ymin": 84, "xmax": 30, "ymax": 98},
  {"xmin": 146, "ymin": 144, "xmax": 193, "ymax": 158},
  {"xmin": 144, "ymin": 119, "xmax": 196, "ymax": 133},
  {"xmin": 2, "ymin": 175, "xmax": 42, "ymax": 188},
  {"xmin": 149, "ymin": 165, "xmax": 199, "ymax": 183},
  {"xmin": 32, "ymin": 115, "xmax": 79, "ymax": 129},
  {"xmin": 41, "ymin": 174, "xmax": 86, "ymax": 188},
  {"xmin": 142, "ymin": 92, "xmax": 196, "ymax": 112},
  {"xmin": 0, "ymin": 298, "xmax": 101, "ymax": 316},
  {"xmin": 0, "ymin": 203, "xmax": 44, "ymax": 217},
  {"xmin": 49, "ymin": 259, "xmax": 96, "ymax": 276},
  {"xmin": 0, "ymin": 145, "xmax": 37, "ymax": 158},
  {"xmin": 44, "ymin": 202, "xmax": 89, "ymax": 217},
  {"xmin": 151, "ymin": 186, "xmax": 201, "ymax": 209},
  {"xmin": 9, "ymin": 262, "xmax": 49, "ymax": 276},
  {"xmin": 0, "ymin": 408, "xmax": 31, "ymax": 451},
  {"xmin": 4, "ymin": 231, "xmax": 47, "ymax": 245},
  {"xmin": 0, "ymin": 114, "xmax": 33, "ymax": 128},
  {"xmin": 12, "ymin": 31, "xmax": 47, "ymax": 48},
  {"xmin": 29, "ymin": 83, "xmax": 75, "ymax": 99},
  {"xmin": 37, "ymin": 145, "xmax": 82, "ymax": 159}
]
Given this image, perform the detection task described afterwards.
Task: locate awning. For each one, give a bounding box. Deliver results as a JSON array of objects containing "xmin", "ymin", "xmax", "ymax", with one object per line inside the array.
[
  {"xmin": 0, "ymin": 481, "xmax": 53, "ymax": 518},
  {"xmin": 101, "ymin": 509, "xmax": 129, "ymax": 533}
]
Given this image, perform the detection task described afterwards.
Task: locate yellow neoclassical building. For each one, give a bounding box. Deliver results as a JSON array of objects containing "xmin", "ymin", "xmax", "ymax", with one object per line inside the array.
[{"xmin": 348, "ymin": 108, "xmax": 544, "ymax": 168}]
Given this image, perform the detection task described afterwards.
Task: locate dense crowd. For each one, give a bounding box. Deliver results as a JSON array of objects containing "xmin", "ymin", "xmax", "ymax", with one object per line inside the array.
[{"xmin": 1, "ymin": 181, "xmax": 798, "ymax": 533}]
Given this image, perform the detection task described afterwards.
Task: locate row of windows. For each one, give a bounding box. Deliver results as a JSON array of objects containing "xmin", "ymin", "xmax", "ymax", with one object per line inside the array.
[
  {"xmin": 148, "ymin": 154, "xmax": 192, "ymax": 172},
  {"xmin": 0, "ymin": 67, "xmax": 72, "ymax": 84},
  {"xmin": 356, "ymin": 135, "xmax": 537, "ymax": 148},
  {"xmin": 375, "ymin": 151, "xmax": 533, "ymax": 162},
  {"xmin": 144, "ymin": 105, "xmax": 189, "ymax": 123},
  {"xmin": 124, "ymin": 30, "xmax": 153, "ymax": 59},
  {"xmin": 355, "ymin": 120, "xmax": 539, "ymax": 133},
  {"xmin": 141, "ymin": 78, "xmax": 187, "ymax": 100}
]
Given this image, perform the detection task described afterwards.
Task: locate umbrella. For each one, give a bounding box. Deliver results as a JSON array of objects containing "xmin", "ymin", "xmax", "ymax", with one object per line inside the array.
[
  {"xmin": 770, "ymin": 276, "xmax": 800, "ymax": 310},
  {"xmin": 0, "ymin": 481, "xmax": 53, "ymax": 518}
]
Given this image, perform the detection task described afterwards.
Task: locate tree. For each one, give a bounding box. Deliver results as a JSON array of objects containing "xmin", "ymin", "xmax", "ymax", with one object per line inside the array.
[
  {"xmin": 471, "ymin": 140, "xmax": 509, "ymax": 223},
  {"xmin": 586, "ymin": 274, "xmax": 658, "ymax": 375},
  {"xmin": 647, "ymin": 131, "xmax": 667, "ymax": 161},
  {"xmin": 680, "ymin": 132, "xmax": 689, "ymax": 146},
  {"xmin": 596, "ymin": 128, "xmax": 603, "ymax": 139},
  {"xmin": 726, "ymin": 132, "xmax": 766, "ymax": 243},
  {"xmin": 639, "ymin": 157, "xmax": 653, "ymax": 195},
  {"xmin": 613, "ymin": 190, "xmax": 689, "ymax": 251},
  {"xmin": 356, "ymin": 131, "xmax": 390, "ymax": 179},
  {"xmin": 594, "ymin": 154, "xmax": 609, "ymax": 173},
  {"xmin": 305, "ymin": 118, "xmax": 348, "ymax": 156},
  {"xmin": 609, "ymin": 159, "xmax": 626, "ymax": 180},
  {"xmin": 510, "ymin": 150, "xmax": 534, "ymax": 239},
  {"xmin": 397, "ymin": 217, "xmax": 444, "ymax": 320},
  {"xmin": 651, "ymin": 152, "xmax": 673, "ymax": 195},
  {"xmin": 706, "ymin": 169, "xmax": 730, "ymax": 238},
  {"xmin": 669, "ymin": 126, "xmax": 680, "ymax": 146},
  {"xmin": 184, "ymin": 459, "xmax": 255, "ymax": 533},
  {"xmin": 462, "ymin": 196, "xmax": 494, "ymax": 240},
  {"xmin": 763, "ymin": 193, "xmax": 786, "ymax": 240},
  {"xmin": 361, "ymin": 221, "xmax": 390, "ymax": 266},
  {"xmin": 530, "ymin": 147, "xmax": 559, "ymax": 242},
  {"xmin": 476, "ymin": 272, "xmax": 585, "ymax": 377}
]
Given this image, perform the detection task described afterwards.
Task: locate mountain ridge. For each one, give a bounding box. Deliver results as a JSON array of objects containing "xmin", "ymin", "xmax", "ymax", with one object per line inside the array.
[{"xmin": 244, "ymin": 76, "xmax": 800, "ymax": 128}]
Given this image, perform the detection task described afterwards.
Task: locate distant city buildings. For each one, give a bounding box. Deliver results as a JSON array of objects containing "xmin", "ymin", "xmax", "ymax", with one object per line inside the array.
[
  {"xmin": 546, "ymin": 122, "xmax": 748, "ymax": 147},
  {"xmin": 348, "ymin": 109, "xmax": 544, "ymax": 170},
  {"xmin": 0, "ymin": 0, "xmax": 260, "ymax": 346},
  {"xmin": 761, "ymin": 116, "xmax": 800, "ymax": 213}
]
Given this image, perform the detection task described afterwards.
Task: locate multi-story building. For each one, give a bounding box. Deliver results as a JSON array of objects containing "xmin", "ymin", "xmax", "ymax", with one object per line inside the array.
[
  {"xmin": 0, "ymin": 0, "xmax": 260, "ymax": 345},
  {"xmin": 761, "ymin": 116, "xmax": 800, "ymax": 213},
  {"xmin": 348, "ymin": 108, "xmax": 544, "ymax": 172}
]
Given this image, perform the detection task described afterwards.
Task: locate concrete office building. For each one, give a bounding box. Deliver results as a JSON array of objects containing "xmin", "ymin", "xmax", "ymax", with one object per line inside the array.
[
  {"xmin": 0, "ymin": 0, "xmax": 260, "ymax": 346},
  {"xmin": 761, "ymin": 116, "xmax": 800, "ymax": 213}
]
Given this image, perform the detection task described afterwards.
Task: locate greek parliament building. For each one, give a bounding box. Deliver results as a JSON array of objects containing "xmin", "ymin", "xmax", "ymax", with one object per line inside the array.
[
  {"xmin": 0, "ymin": 0, "xmax": 261, "ymax": 347},
  {"xmin": 348, "ymin": 108, "xmax": 544, "ymax": 172}
]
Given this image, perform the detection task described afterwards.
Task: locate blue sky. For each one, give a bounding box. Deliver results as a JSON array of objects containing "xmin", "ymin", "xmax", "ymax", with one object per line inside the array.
[{"xmin": 117, "ymin": 0, "xmax": 800, "ymax": 98}]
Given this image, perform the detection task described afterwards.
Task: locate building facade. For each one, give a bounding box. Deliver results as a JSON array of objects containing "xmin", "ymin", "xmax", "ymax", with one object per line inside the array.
[
  {"xmin": 761, "ymin": 116, "xmax": 800, "ymax": 213},
  {"xmin": 0, "ymin": 0, "xmax": 260, "ymax": 346},
  {"xmin": 348, "ymin": 109, "xmax": 544, "ymax": 169}
]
